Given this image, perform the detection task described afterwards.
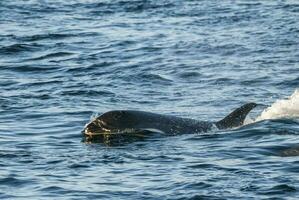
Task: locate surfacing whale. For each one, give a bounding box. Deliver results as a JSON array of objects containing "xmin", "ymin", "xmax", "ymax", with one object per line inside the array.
[{"xmin": 83, "ymin": 103, "xmax": 257, "ymax": 143}]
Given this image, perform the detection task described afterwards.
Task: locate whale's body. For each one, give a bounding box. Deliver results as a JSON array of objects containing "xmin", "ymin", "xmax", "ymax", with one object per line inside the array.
[{"xmin": 83, "ymin": 103, "xmax": 257, "ymax": 143}]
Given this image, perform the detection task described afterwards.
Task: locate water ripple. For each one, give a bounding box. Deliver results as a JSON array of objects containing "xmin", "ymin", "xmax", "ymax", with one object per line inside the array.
[
  {"xmin": 1, "ymin": 0, "xmax": 299, "ymax": 199},
  {"xmin": 0, "ymin": 43, "xmax": 40, "ymax": 55}
]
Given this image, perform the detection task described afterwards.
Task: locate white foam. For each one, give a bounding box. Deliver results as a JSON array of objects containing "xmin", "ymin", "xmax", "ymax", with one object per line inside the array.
[{"xmin": 256, "ymin": 89, "xmax": 299, "ymax": 121}]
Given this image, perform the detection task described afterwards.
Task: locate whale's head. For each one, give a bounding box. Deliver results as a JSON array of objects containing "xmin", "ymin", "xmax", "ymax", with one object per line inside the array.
[
  {"xmin": 83, "ymin": 110, "xmax": 153, "ymax": 144},
  {"xmin": 83, "ymin": 110, "xmax": 139, "ymax": 136}
]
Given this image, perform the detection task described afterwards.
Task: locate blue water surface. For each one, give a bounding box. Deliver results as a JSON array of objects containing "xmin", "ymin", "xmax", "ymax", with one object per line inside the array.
[{"xmin": 0, "ymin": 0, "xmax": 299, "ymax": 199}]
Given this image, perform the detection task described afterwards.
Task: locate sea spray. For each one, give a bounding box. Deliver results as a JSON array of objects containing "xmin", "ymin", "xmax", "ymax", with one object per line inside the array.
[{"xmin": 256, "ymin": 89, "xmax": 299, "ymax": 121}]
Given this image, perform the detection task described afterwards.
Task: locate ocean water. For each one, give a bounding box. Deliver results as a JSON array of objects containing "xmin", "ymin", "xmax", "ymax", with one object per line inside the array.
[{"xmin": 0, "ymin": 0, "xmax": 299, "ymax": 199}]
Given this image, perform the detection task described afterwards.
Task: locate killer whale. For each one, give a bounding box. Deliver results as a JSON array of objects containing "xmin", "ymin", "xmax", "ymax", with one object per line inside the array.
[{"xmin": 83, "ymin": 103, "xmax": 257, "ymax": 142}]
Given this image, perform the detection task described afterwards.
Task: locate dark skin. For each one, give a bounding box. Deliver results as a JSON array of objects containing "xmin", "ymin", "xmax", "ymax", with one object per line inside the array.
[{"xmin": 84, "ymin": 103, "xmax": 257, "ymax": 136}]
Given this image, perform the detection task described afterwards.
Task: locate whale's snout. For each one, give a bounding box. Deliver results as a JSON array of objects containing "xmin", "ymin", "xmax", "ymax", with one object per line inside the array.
[
  {"xmin": 84, "ymin": 122, "xmax": 99, "ymax": 135},
  {"xmin": 83, "ymin": 120, "xmax": 111, "ymax": 136}
]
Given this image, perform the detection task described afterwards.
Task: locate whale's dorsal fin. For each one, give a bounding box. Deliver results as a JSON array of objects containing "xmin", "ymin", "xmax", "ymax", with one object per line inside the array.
[{"xmin": 215, "ymin": 103, "xmax": 257, "ymax": 129}]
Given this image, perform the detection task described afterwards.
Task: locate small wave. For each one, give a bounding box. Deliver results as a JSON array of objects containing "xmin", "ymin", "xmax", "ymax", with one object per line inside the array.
[
  {"xmin": 240, "ymin": 76, "xmax": 271, "ymax": 86},
  {"xmin": 258, "ymin": 184, "xmax": 296, "ymax": 195},
  {"xmin": 214, "ymin": 77, "xmax": 235, "ymax": 85},
  {"xmin": 61, "ymin": 90, "xmax": 115, "ymax": 97},
  {"xmin": 18, "ymin": 32, "xmax": 99, "ymax": 42},
  {"xmin": 279, "ymin": 146, "xmax": 299, "ymax": 157},
  {"xmin": 0, "ymin": 176, "xmax": 33, "ymax": 187},
  {"xmin": 276, "ymin": 77, "xmax": 299, "ymax": 87},
  {"xmin": 178, "ymin": 71, "xmax": 201, "ymax": 79},
  {"xmin": 20, "ymin": 33, "xmax": 73, "ymax": 42},
  {"xmin": 89, "ymin": 1, "xmax": 175, "ymax": 15},
  {"xmin": 66, "ymin": 62, "xmax": 116, "ymax": 73},
  {"xmin": 140, "ymin": 73, "xmax": 173, "ymax": 83},
  {"xmin": 123, "ymin": 73, "xmax": 173, "ymax": 86},
  {"xmin": 5, "ymin": 65, "xmax": 60, "ymax": 73},
  {"xmin": 28, "ymin": 52, "xmax": 74, "ymax": 61},
  {"xmin": 0, "ymin": 43, "xmax": 39, "ymax": 55},
  {"xmin": 68, "ymin": 163, "xmax": 89, "ymax": 169},
  {"xmin": 38, "ymin": 186, "xmax": 68, "ymax": 193},
  {"xmin": 256, "ymin": 89, "xmax": 299, "ymax": 121}
]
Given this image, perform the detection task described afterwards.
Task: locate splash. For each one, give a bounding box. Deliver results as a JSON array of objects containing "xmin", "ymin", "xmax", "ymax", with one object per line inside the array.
[{"xmin": 256, "ymin": 89, "xmax": 299, "ymax": 121}]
